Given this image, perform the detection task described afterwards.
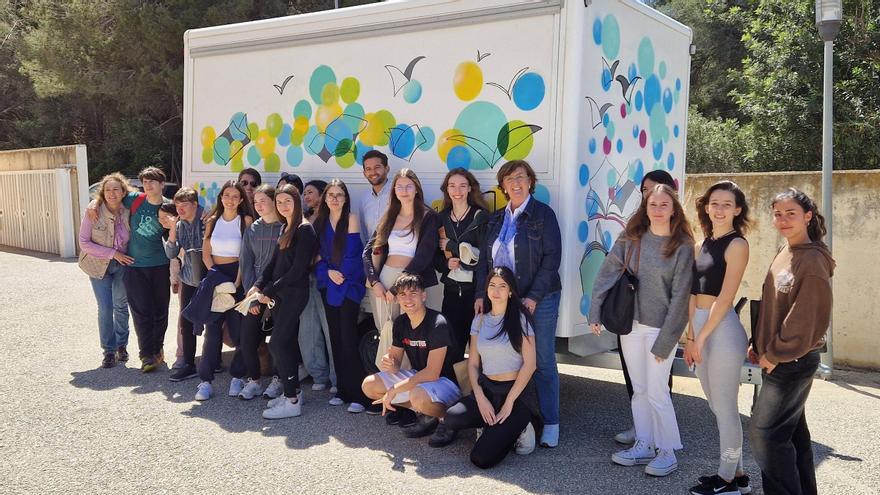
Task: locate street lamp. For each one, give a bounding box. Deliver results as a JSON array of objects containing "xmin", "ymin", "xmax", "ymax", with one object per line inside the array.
[{"xmin": 816, "ymin": 0, "xmax": 842, "ymax": 377}]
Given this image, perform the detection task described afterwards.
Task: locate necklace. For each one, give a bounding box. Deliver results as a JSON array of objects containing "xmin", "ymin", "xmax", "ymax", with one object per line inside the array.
[{"xmin": 451, "ymin": 206, "xmax": 470, "ymax": 226}]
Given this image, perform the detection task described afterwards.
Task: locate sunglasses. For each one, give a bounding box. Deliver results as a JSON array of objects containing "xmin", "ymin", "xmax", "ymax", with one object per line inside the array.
[{"xmin": 239, "ymin": 180, "xmax": 259, "ymax": 187}]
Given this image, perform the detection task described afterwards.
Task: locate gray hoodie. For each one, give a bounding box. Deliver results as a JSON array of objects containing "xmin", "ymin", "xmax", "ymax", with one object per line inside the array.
[
  {"xmin": 240, "ymin": 218, "xmax": 284, "ymax": 290},
  {"xmin": 589, "ymin": 230, "xmax": 694, "ymax": 358}
]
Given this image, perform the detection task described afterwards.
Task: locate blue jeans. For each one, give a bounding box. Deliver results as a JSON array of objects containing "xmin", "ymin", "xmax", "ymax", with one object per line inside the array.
[
  {"xmin": 532, "ymin": 290, "xmax": 560, "ymax": 425},
  {"xmin": 298, "ymin": 279, "xmax": 335, "ymax": 386},
  {"xmin": 89, "ymin": 260, "xmax": 130, "ymax": 353}
]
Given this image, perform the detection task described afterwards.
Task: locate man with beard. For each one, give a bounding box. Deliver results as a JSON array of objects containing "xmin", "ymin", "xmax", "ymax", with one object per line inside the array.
[{"xmin": 357, "ymin": 150, "xmax": 392, "ymax": 244}]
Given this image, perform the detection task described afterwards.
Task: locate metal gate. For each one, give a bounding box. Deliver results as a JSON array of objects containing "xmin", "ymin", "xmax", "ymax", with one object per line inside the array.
[{"xmin": 0, "ymin": 168, "xmax": 76, "ymax": 257}]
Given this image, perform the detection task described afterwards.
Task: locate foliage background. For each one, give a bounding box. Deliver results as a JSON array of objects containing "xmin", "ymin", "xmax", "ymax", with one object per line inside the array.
[{"xmin": 0, "ymin": 0, "xmax": 877, "ymax": 181}]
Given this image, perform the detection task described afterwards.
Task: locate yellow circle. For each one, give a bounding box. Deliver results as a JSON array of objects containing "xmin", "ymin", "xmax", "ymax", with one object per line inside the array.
[
  {"xmin": 256, "ymin": 130, "xmax": 276, "ymax": 158},
  {"xmin": 200, "ymin": 127, "xmax": 216, "ymax": 148},
  {"xmin": 437, "ymin": 128, "xmax": 463, "ymax": 162},
  {"xmin": 315, "ymin": 103, "xmax": 343, "ymax": 132},
  {"xmin": 453, "ymin": 61, "xmax": 483, "ymax": 101}
]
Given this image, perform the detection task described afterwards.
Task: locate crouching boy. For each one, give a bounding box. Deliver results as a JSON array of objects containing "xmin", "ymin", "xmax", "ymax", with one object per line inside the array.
[{"xmin": 362, "ymin": 274, "xmax": 461, "ymax": 447}]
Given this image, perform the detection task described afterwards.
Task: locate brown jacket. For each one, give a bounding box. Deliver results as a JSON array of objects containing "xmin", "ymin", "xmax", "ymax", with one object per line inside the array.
[{"xmin": 755, "ymin": 241, "xmax": 835, "ymax": 364}]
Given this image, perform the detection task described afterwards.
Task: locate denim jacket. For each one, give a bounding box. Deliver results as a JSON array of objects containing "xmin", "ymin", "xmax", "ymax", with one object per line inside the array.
[{"xmin": 474, "ymin": 196, "xmax": 561, "ymax": 303}]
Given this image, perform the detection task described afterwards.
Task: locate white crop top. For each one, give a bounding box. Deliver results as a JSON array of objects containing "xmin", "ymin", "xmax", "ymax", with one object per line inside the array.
[
  {"xmin": 210, "ymin": 216, "xmax": 242, "ymax": 257},
  {"xmin": 387, "ymin": 228, "xmax": 417, "ymax": 257}
]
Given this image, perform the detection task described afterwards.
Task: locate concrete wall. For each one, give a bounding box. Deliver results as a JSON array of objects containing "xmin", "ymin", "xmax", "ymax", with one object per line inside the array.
[
  {"xmin": 684, "ymin": 170, "xmax": 880, "ymax": 370},
  {"xmin": 0, "ymin": 145, "xmax": 89, "ymax": 256}
]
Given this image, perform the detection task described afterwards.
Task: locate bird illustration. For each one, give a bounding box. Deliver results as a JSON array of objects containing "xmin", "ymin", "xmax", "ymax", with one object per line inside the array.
[
  {"xmin": 584, "ymin": 96, "xmax": 613, "ymax": 129},
  {"xmin": 273, "ymin": 75, "xmax": 294, "ymax": 95},
  {"xmin": 615, "ymin": 75, "xmax": 641, "ymax": 104},
  {"xmin": 384, "ymin": 56, "xmax": 427, "ymax": 96},
  {"xmin": 477, "ymin": 50, "xmax": 491, "ymax": 62},
  {"xmin": 386, "ymin": 124, "xmax": 430, "ymax": 162},
  {"xmin": 486, "ymin": 66, "xmax": 529, "ymax": 100},
  {"xmin": 445, "ymin": 123, "xmax": 542, "ymax": 168}
]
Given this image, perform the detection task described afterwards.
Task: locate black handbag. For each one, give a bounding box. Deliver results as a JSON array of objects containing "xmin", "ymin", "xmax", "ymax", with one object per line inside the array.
[{"xmin": 600, "ymin": 239, "xmax": 640, "ymax": 335}]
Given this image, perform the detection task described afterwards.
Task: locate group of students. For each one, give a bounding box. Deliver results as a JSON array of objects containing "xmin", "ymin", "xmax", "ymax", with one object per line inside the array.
[{"xmin": 79, "ymin": 152, "xmax": 833, "ymax": 493}]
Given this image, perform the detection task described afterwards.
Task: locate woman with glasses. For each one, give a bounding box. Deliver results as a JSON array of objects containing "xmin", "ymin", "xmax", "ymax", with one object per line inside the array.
[
  {"xmin": 434, "ymin": 168, "xmax": 489, "ymax": 362},
  {"xmin": 237, "ymin": 168, "xmax": 262, "ymax": 206},
  {"xmin": 364, "ymin": 168, "xmax": 441, "ymax": 338},
  {"xmin": 474, "ymin": 160, "xmax": 562, "ymax": 448},
  {"xmin": 314, "ymin": 179, "xmax": 374, "ymax": 413}
]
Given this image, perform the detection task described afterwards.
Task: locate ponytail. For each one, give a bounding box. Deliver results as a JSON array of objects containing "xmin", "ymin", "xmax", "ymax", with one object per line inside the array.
[{"xmin": 771, "ymin": 188, "xmax": 827, "ymax": 242}]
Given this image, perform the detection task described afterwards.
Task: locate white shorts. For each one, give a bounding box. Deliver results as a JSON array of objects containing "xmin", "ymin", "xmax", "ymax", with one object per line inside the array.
[{"xmin": 377, "ymin": 369, "xmax": 461, "ymax": 407}]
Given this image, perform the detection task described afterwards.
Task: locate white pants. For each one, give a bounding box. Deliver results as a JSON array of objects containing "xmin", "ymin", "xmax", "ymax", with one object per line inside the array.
[{"xmin": 621, "ymin": 321, "xmax": 683, "ymax": 450}]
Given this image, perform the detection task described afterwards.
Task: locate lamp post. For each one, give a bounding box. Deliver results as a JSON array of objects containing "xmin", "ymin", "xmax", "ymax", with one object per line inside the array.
[{"xmin": 816, "ymin": 0, "xmax": 842, "ymax": 378}]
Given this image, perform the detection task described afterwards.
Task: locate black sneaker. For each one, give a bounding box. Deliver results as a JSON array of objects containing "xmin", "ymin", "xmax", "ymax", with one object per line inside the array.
[
  {"xmin": 141, "ymin": 356, "xmax": 157, "ymax": 373},
  {"xmin": 691, "ymin": 475, "xmax": 743, "ymax": 495},
  {"xmin": 364, "ymin": 404, "xmax": 383, "ymax": 415},
  {"xmin": 387, "ymin": 408, "xmax": 417, "ymax": 427},
  {"xmin": 101, "ymin": 352, "xmax": 117, "ymax": 369},
  {"xmin": 169, "ymin": 364, "xmax": 198, "ymax": 382},
  {"xmin": 697, "ymin": 474, "xmax": 751, "ymax": 494},
  {"xmin": 428, "ymin": 422, "xmax": 457, "ymax": 448},
  {"xmin": 116, "ymin": 345, "xmax": 129, "ymax": 363},
  {"xmin": 402, "ymin": 414, "xmax": 439, "ymax": 438}
]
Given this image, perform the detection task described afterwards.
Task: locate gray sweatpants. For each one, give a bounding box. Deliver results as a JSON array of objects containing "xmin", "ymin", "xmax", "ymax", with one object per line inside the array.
[{"xmin": 694, "ymin": 308, "xmax": 748, "ymax": 481}]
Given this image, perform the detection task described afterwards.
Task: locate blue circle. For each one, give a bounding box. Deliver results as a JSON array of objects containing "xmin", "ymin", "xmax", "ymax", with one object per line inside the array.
[
  {"xmin": 247, "ymin": 146, "xmax": 261, "ymax": 165},
  {"xmin": 644, "ymin": 75, "xmax": 661, "ymax": 114},
  {"xmin": 675, "ymin": 78, "xmax": 682, "ymax": 91},
  {"xmin": 512, "ymin": 72, "xmax": 545, "ymax": 111},
  {"xmin": 326, "ymin": 118, "xmax": 352, "ymax": 149},
  {"xmin": 602, "ymin": 113, "xmax": 610, "ymax": 128},
  {"xmin": 389, "ymin": 124, "xmax": 416, "ymax": 159},
  {"xmin": 213, "ymin": 137, "xmax": 231, "ymax": 165},
  {"xmin": 634, "ymin": 91, "xmax": 643, "ymax": 111},
  {"xmin": 277, "ymin": 124, "xmax": 292, "ymax": 147},
  {"xmin": 534, "ymin": 184, "xmax": 551, "ymax": 204},
  {"xmin": 632, "ymin": 125, "xmax": 640, "ymax": 138},
  {"xmin": 628, "ymin": 63, "xmax": 638, "ymax": 81},
  {"xmin": 578, "ymin": 221, "xmax": 589, "ymax": 243},
  {"xmin": 633, "ymin": 159, "xmax": 645, "ymax": 185},
  {"xmin": 592, "ymin": 19, "xmax": 603, "ymax": 45},
  {"xmin": 652, "ymin": 140, "xmax": 664, "ymax": 160},
  {"xmin": 662, "ymin": 88, "xmax": 674, "ymax": 113},
  {"xmin": 355, "ymin": 141, "xmax": 373, "ymax": 165},
  {"xmin": 673, "ymin": 125, "xmax": 680, "ymax": 138},
  {"xmin": 447, "ymin": 146, "xmax": 471, "ymax": 169},
  {"xmin": 601, "ymin": 69, "xmax": 613, "ymax": 91},
  {"xmin": 667, "ymin": 153, "xmax": 675, "ymax": 170},
  {"xmin": 602, "ymin": 230, "xmax": 613, "ymax": 250},
  {"xmin": 418, "ymin": 126, "xmax": 435, "ymax": 151},
  {"xmin": 616, "ymin": 139, "xmax": 623, "ymax": 153},
  {"xmin": 588, "ymin": 138, "xmax": 597, "ymax": 154},
  {"xmin": 580, "ymin": 294, "xmax": 591, "ymax": 317},
  {"xmin": 579, "ymin": 163, "xmax": 590, "ymax": 185},
  {"xmin": 286, "ymin": 146, "xmax": 303, "ymax": 167},
  {"xmin": 293, "ymin": 100, "xmax": 312, "ymax": 120},
  {"xmin": 586, "ymin": 191, "xmax": 599, "ymax": 217},
  {"xmin": 303, "ymin": 126, "xmax": 323, "ymax": 155},
  {"xmin": 403, "ymin": 80, "xmax": 422, "ymax": 104}
]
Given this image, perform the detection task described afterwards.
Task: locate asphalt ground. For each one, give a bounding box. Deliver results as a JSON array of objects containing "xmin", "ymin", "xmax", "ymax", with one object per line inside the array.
[{"xmin": 1, "ymin": 247, "xmax": 877, "ymax": 494}]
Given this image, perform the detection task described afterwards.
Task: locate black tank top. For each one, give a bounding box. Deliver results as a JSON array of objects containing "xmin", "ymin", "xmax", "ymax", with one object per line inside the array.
[{"xmin": 691, "ymin": 231, "xmax": 745, "ymax": 297}]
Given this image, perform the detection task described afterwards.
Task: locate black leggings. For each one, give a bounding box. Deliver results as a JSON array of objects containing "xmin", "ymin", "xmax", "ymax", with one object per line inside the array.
[
  {"xmin": 441, "ymin": 284, "xmax": 475, "ymax": 363},
  {"xmin": 179, "ymin": 283, "xmax": 199, "ymax": 366},
  {"xmin": 322, "ymin": 293, "xmax": 370, "ymax": 406},
  {"xmin": 618, "ymin": 334, "xmax": 672, "ymax": 398},
  {"xmin": 269, "ymin": 288, "xmax": 309, "ymax": 398},
  {"xmin": 444, "ymin": 382, "xmax": 532, "ymax": 469},
  {"xmin": 237, "ymin": 306, "xmax": 267, "ymax": 381}
]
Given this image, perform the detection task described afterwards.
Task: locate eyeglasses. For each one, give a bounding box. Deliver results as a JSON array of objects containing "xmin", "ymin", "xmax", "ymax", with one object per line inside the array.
[
  {"xmin": 394, "ymin": 184, "xmax": 416, "ymax": 192},
  {"xmin": 239, "ymin": 180, "xmax": 259, "ymax": 187}
]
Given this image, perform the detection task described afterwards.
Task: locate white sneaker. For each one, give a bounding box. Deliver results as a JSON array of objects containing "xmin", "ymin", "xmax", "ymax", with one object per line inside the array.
[
  {"xmin": 238, "ymin": 379, "xmax": 263, "ymax": 400},
  {"xmin": 195, "ymin": 381, "xmax": 213, "ymax": 401},
  {"xmin": 645, "ymin": 449, "xmax": 677, "ymax": 476},
  {"xmin": 611, "ymin": 439, "xmax": 655, "ymax": 466},
  {"xmin": 514, "ymin": 422, "xmax": 536, "ymax": 455},
  {"xmin": 614, "ymin": 426, "xmax": 636, "ymax": 444},
  {"xmin": 298, "ymin": 364, "xmax": 309, "ymax": 382},
  {"xmin": 268, "ymin": 389, "xmax": 303, "ymax": 408},
  {"xmin": 347, "ymin": 402, "xmax": 366, "ymax": 414},
  {"xmin": 263, "ymin": 377, "xmax": 283, "ymax": 399},
  {"xmin": 228, "ymin": 377, "xmax": 245, "ymax": 397},
  {"xmin": 328, "ymin": 396, "xmax": 344, "ymax": 406},
  {"xmin": 329, "ymin": 386, "xmax": 338, "ymax": 394},
  {"xmin": 311, "ymin": 382, "xmax": 328, "ymax": 391},
  {"xmin": 262, "ymin": 397, "xmax": 302, "ymax": 419}
]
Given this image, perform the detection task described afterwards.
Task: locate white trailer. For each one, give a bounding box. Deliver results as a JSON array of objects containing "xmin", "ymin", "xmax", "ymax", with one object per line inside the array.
[{"xmin": 182, "ymin": 0, "xmax": 694, "ymax": 365}]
